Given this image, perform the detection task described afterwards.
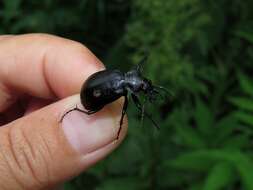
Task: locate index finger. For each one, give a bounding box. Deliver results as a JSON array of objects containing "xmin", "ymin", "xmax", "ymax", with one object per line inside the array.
[{"xmin": 0, "ymin": 34, "xmax": 104, "ymax": 111}]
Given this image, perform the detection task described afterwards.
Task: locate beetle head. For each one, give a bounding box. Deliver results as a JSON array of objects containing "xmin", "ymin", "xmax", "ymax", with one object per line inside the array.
[
  {"xmin": 141, "ymin": 78, "xmax": 152, "ymax": 92},
  {"xmin": 141, "ymin": 78, "xmax": 158, "ymax": 102},
  {"xmin": 142, "ymin": 78, "xmax": 173, "ymax": 102}
]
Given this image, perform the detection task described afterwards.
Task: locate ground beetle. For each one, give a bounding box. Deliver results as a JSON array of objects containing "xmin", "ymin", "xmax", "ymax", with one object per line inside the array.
[{"xmin": 61, "ymin": 56, "xmax": 170, "ymax": 139}]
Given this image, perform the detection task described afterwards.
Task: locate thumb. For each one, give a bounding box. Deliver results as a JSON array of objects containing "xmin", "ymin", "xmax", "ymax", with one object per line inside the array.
[{"xmin": 0, "ymin": 95, "xmax": 127, "ymax": 190}]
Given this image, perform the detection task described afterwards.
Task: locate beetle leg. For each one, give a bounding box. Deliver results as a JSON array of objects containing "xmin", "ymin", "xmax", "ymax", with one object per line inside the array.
[
  {"xmin": 141, "ymin": 97, "xmax": 147, "ymax": 127},
  {"xmin": 117, "ymin": 95, "xmax": 128, "ymax": 140},
  {"xmin": 60, "ymin": 105, "xmax": 97, "ymax": 122},
  {"xmin": 131, "ymin": 94, "xmax": 160, "ymax": 129}
]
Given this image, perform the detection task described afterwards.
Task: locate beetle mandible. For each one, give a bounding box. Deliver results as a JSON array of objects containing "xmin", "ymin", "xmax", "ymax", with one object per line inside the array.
[{"xmin": 61, "ymin": 56, "xmax": 170, "ymax": 139}]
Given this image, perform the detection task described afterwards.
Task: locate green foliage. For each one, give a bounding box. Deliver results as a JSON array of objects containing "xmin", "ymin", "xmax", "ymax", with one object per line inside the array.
[
  {"xmin": 203, "ymin": 162, "xmax": 235, "ymax": 190},
  {"xmin": 0, "ymin": 0, "xmax": 130, "ymax": 57},
  {"xmin": 230, "ymin": 74, "xmax": 253, "ymax": 128},
  {"xmin": 1, "ymin": 0, "xmax": 253, "ymax": 189}
]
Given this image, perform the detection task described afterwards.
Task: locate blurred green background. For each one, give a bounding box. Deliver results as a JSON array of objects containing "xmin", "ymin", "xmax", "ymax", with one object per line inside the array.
[{"xmin": 1, "ymin": 0, "xmax": 253, "ymax": 189}]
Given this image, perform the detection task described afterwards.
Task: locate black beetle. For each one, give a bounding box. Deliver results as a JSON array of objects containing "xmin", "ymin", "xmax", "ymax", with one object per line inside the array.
[{"xmin": 61, "ymin": 56, "xmax": 170, "ymax": 139}]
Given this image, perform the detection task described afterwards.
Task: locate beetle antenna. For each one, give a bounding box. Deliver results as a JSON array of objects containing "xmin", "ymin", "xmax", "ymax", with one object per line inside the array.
[
  {"xmin": 136, "ymin": 53, "xmax": 149, "ymax": 73},
  {"xmin": 152, "ymin": 89, "xmax": 165, "ymax": 100},
  {"xmin": 154, "ymin": 85, "xmax": 174, "ymax": 98}
]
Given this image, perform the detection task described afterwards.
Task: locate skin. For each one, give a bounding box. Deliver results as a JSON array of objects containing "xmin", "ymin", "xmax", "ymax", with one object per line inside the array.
[{"xmin": 0, "ymin": 34, "xmax": 128, "ymax": 190}]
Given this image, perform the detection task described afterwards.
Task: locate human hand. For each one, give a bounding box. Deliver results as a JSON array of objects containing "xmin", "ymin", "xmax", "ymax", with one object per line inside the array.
[{"xmin": 0, "ymin": 34, "xmax": 127, "ymax": 190}]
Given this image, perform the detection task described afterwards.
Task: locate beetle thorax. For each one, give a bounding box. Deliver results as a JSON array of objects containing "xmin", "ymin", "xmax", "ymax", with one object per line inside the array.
[{"xmin": 124, "ymin": 70, "xmax": 151, "ymax": 93}]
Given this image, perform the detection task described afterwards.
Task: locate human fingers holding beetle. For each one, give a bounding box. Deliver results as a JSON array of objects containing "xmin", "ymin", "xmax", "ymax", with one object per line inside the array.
[{"xmin": 0, "ymin": 34, "xmax": 127, "ymax": 190}]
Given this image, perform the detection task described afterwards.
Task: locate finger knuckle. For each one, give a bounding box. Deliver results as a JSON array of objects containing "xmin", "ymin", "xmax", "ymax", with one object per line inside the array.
[
  {"xmin": 5, "ymin": 126, "xmax": 51, "ymax": 189},
  {"xmin": 67, "ymin": 41, "xmax": 104, "ymax": 69}
]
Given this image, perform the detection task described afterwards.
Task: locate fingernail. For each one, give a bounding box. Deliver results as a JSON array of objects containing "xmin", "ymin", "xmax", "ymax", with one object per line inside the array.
[{"xmin": 62, "ymin": 103, "xmax": 119, "ymax": 155}]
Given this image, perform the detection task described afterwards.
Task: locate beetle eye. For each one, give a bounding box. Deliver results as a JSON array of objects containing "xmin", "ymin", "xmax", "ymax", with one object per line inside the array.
[{"xmin": 93, "ymin": 89, "xmax": 101, "ymax": 97}]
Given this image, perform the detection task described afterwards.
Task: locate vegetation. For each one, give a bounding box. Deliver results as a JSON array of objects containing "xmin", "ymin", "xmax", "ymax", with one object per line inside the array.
[{"xmin": 1, "ymin": 0, "xmax": 253, "ymax": 189}]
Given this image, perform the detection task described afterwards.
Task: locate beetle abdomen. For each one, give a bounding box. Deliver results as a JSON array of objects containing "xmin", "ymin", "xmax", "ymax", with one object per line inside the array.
[{"xmin": 80, "ymin": 70, "xmax": 126, "ymax": 111}]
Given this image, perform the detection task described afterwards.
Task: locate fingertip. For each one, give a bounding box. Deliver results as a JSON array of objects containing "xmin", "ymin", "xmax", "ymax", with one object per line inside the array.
[{"xmin": 61, "ymin": 97, "xmax": 128, "ymax": 156}]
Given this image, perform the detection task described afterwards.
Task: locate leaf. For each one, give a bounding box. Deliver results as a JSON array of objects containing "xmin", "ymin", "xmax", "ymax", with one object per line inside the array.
[
  {"xmin": 222, "ymin": 134, "xmax": 251, "ymax": 149},
  {"xmin": 169, "ymin": 149, "xmax": 253, "ymax": 174},
  {"xmin": 168, "ymin": 151, "xmax": 218, "ymax": 172},
  {"xmin": 194, "ymin": 98, "xmax": 213, "ymax": 135},
  {"xmin": 230, "ymin": 97, "xmax": 253, "ymax": 112},
  {"xmin": 238, "ymin": 73, "xmax": 253, "ymax": 96},
  {"xmin": 203, "ymin": 162, "xmax": 235, "ymax": 190},
  {"xmin": 64, "ymin": 183, "xmax": 76, "ymax": 190},
  {"xmin": 214, "ymin": 114, "xmax": 238, "ymax": 145},
  {"xmin": 175, "ymin": 126, "xmax": 206, "ymax": 148},
  {"xmin": 235, "ymin": 30, "xmax": 253, "ymax": 44},
  {"xmin": 230, "ymin": 152, "xmax": 253, "ymax": 190},
  {"xmin": 96, "ymin": 177, "xmax": 140, "ymax": 190},
  {"xmin": 233, "ymin": 111, "xmax": 253, "ymax": 126},
  {"xmin": 2, "ymin": 0, "xmax": 21, "ymax": 21},
  {"xmin": 189, "ymin": 182, "xmax": 204, "ymax": 190}
]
